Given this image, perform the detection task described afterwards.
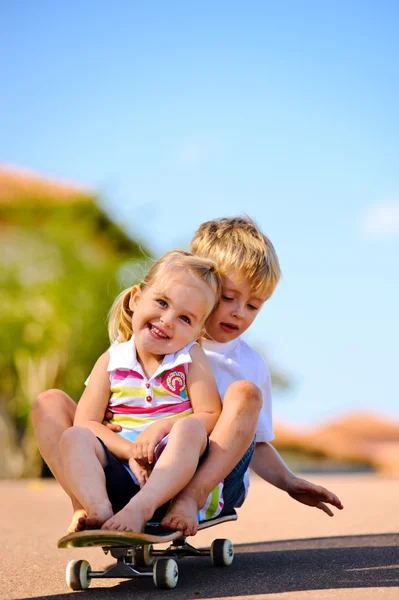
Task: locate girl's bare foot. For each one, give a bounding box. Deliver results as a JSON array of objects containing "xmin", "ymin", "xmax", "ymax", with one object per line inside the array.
[
  {"xmin": 161, "ymin": 495, "xmax": 199, "ymax": 536},
  {"xmin": 74, "ymin": 502, "xmax": 114, "ymax": 532},
  {"xmin": 67, "ymin": 508, "xmax": 87, "ymax": 534},
  {"xmin": 102, "ymin": 497, "xmax": 152, "ymax": 532}
]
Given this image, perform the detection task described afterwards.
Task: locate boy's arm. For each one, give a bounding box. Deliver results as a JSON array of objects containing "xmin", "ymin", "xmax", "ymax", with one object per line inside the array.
[
  {"xmin": 250, "ymin": 442, "xmax": 344, "ymax": 515},
  {"xmin": 251, "ymin": 354, "xmax": 343, "ymax": 515},
  {"xmin": 131, "ymin": 344, "xmax": 222, "ymax": 465},
  {"xmin": 74, "ymin": 352, "xmax": 135, "ymax": 461}
]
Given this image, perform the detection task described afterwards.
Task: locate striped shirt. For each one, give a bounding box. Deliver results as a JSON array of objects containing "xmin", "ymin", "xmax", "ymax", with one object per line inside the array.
[
  {"xmin": 86, "ymin": 337, "xmax": 225, "ymax": 522},
  {"xmin": 107, "ymin": 337, "xmax": 225, "ymax": 520},
  {"xmin": 107, "ymin": 337, "xmax": 196, "ymax": 441}
]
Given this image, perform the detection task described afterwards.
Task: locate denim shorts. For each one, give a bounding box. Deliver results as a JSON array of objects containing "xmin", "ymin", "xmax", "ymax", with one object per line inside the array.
[
  {"xmin": 221, "ymin": 438, "xmax": 256, "ymax": 512},
  {"xmin": 97, "ymin": 435, "xmax": 210, "ymax": 522}
]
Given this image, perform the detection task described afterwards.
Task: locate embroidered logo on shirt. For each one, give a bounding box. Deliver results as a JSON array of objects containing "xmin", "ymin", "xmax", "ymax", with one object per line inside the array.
[{"xmin": 161, "ymin": 369, "xmax": 187, "ymax": 398}]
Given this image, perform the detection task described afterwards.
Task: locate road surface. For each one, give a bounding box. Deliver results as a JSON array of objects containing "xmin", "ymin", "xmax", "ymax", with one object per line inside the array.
[{"xmin": 1, "ymin": 474, "xmax": 398, "ymax": 599}]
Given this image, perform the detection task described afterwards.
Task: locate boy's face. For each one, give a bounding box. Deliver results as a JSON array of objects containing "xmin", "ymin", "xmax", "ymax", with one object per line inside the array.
[{"xmin": 205, "ymin": 271, "xmax": 268, "ymax": 343}]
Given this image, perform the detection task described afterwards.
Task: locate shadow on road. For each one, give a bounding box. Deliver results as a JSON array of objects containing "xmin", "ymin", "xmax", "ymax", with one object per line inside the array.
[{"xmin": 27, "ymin": 533, "xmax": 399, "ymax": 599}]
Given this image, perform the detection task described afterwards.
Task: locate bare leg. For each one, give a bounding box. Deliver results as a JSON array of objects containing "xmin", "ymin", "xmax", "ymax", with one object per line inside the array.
[
  {"xmin": 59, "ymin": 426, "xmax": 113, "ymax": 531},
  {"xmin": 102, "ymin": 418, "xmax": 208, "ymax": 532},
  {"xmin": 31, "ymin": 389, "xmax": 86, "ymax": 532},
  {"xmin": 161, "ymin": 380, "xmax": 262, "ymax": 535}
]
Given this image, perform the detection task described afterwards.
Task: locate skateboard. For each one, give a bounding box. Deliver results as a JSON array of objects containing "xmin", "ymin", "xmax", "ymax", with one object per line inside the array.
[{"xmin": 58, "ymin": 510, "xmax": 237, "ymax": 590}]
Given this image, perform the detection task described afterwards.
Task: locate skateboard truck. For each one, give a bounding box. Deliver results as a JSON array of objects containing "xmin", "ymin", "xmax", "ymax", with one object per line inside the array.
[{"xmin": 152, "ymin": 534, "xmax": 233, "ymax": 561}]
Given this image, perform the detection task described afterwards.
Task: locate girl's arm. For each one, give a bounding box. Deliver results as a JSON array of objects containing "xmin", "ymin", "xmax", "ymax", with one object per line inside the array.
[
  {"xmin": 74, "ymin": 352, "xmax": 134, "ymax": 461},
  {"xmin": 185, "ymin": 343, "xmax": 222, "ymax": 432},
  {"xmin": 131, "ymin": 345, "xmax": 222, "ymax": 465}
]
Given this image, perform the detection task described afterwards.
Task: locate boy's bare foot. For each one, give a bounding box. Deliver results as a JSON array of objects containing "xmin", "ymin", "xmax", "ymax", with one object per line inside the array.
[
  {"xmin": 74, "ymin": 503, "xmax": 114, "ymax": 532},
  {"xmin": 101, "ymin": 497, "xmax": 151, "ymax": 532},
  {"xmin": 161, "ymin": 495, "xmax": 199, "ymax": 536},
  {"xmin": 67, "ymin": 508, "xmax": 87, "ymax": 534}
]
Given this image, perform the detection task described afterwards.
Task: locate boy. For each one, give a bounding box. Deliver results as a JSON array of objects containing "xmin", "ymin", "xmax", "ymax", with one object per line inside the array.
[
  {"xmin": 32, "ymin": 216, "xmax": 343, "ymax": 534},
  {"xmin": 159, "ymin": 216, "xmax": 343, "ymax": 535}
]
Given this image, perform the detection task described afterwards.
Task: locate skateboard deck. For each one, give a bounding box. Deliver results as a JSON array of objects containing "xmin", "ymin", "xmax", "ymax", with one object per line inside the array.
[{"xmin": 58, "ymin": 511, "xmax": 238, "ymax": 549}]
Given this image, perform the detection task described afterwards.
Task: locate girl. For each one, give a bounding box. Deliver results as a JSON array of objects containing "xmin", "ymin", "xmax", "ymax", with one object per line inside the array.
[{"xmin": 59, "ymin": 250, "xmax": 222, "ymax": 533}]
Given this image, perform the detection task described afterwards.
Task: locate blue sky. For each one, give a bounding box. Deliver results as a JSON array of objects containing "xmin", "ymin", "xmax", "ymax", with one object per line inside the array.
[{"xmin": 2, "ymin": 1, "xmax": 398, "ymax": 427}]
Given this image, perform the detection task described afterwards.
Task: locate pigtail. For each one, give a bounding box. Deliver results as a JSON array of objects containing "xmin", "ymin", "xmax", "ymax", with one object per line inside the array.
[{"xmin": 108, "ymin": 287, "xmax": 134, "ymax": 344}]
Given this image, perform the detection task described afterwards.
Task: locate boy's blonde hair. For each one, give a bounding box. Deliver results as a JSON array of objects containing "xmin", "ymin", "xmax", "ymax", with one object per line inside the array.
[
  {"xmin": 190, "ymin": 216, "xmax": 281, "ymax": 298},
  {"xmin": 108, "ymin": 250, "xmax": 222, "ymax": 344}
]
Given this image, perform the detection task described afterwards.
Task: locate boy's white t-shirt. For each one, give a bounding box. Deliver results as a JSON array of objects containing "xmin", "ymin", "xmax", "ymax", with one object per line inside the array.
[
  {"xmin": 201, "ymin": 336, "xmax": 274, "ymax": 503},
  {"xmin": 201, "ymin": 336, "xmax": 274, "ymax": 443}
]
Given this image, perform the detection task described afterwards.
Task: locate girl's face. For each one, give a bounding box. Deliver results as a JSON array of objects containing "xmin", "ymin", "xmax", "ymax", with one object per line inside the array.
[{"xmin": 130, "ymin": 270, "xmax": 216, "ymax": 358}]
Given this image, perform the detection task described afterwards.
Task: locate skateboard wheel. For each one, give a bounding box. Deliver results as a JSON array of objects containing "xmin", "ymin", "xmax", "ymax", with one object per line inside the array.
[
  {"xmin": 135, "ymin": 544, "xmax": 154, "ymax": 566},
  {"xmin": 153, "ymin": 558, "xmax": 179, "ymax": 589},
  {"xmin": 66, "ymin": 559, "xmax": 91, "ymax": 590},
  {"xmin": 210, "ymin": 538, "xmax": 234, "ymax": 567}
]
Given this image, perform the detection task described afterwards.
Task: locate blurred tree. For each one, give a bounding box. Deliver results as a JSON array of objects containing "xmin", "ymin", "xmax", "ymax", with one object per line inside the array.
[{"xmin": 0, "ymin": 168, "xmax": 151, "ymax": 477}]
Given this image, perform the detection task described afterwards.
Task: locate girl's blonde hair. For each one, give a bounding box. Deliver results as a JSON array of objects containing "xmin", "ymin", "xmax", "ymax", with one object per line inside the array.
[{"xmin": 108, "ymin": 250, "xmax": 221, "ymax": 343}]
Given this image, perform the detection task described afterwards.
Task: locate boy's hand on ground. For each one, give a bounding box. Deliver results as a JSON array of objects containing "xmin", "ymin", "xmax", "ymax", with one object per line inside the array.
[
  {"xmin": 286, "ymin": 476, "xmax": 344, "ymax": 516},
  {"xmin": 102, "ymin": 410, "xmax": 122, "ymax": 432}
]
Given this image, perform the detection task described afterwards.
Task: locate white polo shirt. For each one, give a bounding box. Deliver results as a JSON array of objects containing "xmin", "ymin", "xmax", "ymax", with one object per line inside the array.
[
  {"xmin": 201, "ymin": 337, "xmax": 274, "ymax": 442},
  {"xmin": 202, "ymin": 336, "xmax": 274, "ymax": 502}
]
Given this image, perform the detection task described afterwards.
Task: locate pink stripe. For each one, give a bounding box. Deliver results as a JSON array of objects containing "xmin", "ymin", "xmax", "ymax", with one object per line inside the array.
[
  {"xmin": 110, "ymin": 400, "xmax": 192, "ymax": 415},
  {"xmin": 113, "ymin": 369, "xmax": 143, "ymax": 381}
]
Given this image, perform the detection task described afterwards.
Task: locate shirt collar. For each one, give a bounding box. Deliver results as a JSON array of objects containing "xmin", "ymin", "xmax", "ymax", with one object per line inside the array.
[
  {"xmin": 201, "ymin": 336, "xmax": 240, "ymax": 354},
  {"xmin": 107, "ymin": 336, "xmax": 196, "ymax": 380}
]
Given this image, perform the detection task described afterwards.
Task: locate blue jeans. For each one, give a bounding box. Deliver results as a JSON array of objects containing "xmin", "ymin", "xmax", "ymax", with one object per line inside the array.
[{"xmin": 221, "ymin": 438, "xmax": 256, "ymax": 512}]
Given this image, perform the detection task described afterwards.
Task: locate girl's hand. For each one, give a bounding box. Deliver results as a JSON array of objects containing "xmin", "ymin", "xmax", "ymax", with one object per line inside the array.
[
  {"xmin": 102, "ymin": 409, "xmax": 122, "ymax": 433},
  {"xmin": 131, "ymin": 421, "xmax": 170, "ymax": 465},
  {"xmin": 128, "ymin": 456, "xmax": 153, "ymax": 488}
]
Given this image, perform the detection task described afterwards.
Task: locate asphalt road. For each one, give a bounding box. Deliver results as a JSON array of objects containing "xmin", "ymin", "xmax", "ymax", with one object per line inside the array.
[{"xmin": 1, "ymin": 474, "xmax": 398, "ymax": 600}]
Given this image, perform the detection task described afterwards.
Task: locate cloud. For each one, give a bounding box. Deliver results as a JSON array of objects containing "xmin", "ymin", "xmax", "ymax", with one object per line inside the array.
[{"xmin": 359, "ymin": 202, "xmax": 399, "ymax": 239}]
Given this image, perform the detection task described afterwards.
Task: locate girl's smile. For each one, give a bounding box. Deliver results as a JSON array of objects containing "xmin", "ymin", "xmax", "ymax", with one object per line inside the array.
[{"xmin": 147, "ymin": 323, "xmax": 169, "ymax": 340}]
